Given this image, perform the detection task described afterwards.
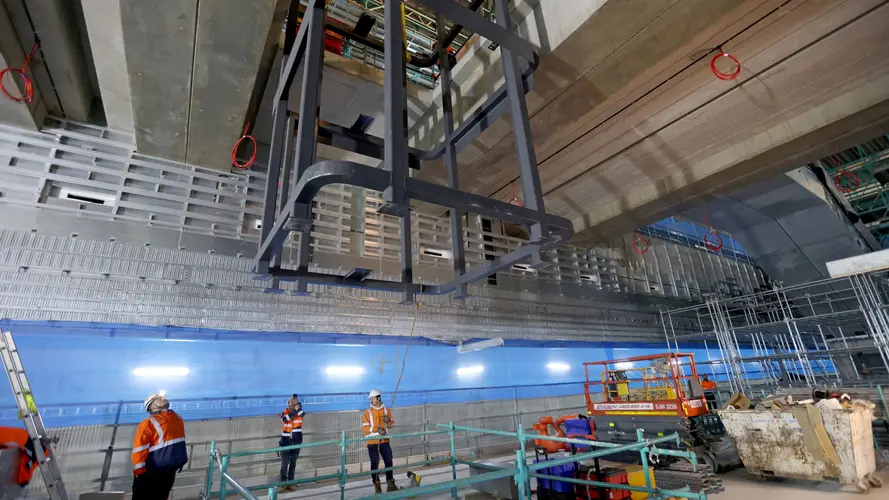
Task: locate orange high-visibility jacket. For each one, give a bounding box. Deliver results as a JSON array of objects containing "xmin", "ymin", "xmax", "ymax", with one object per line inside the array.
[
  {"xmin": 280, "ymin": 406, "xmax": 305, "ymax": 444},
  {"xmin": 0, "ymin": 426, "xmax": 40, "ymax": 486},
  {"xmin": 361, "ymin": 405, "xmax": 394, "ymax": 446},
  {"xmin": 132, "ymin": 410, "xmax": 188, "ymax": 476},
  {"xmin": 701, "ymin": 380, "xmax": 717, "ymax": 391}
]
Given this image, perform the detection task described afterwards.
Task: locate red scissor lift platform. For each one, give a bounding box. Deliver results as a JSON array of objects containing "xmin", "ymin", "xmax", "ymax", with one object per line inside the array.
[{"xmin": 583, "ymin": 352, "xmax": 739, "ymax": 471}]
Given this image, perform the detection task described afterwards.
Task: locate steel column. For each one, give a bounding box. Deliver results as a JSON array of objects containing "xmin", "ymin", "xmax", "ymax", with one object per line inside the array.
[
  {"xmin": 438, "ymin": 15, "xmax": 467, "ymax": 299},
  {"xmin": 256, "ymin": 100, "xmax": 288, "ymax": 276},
  {"xmin": 494, "ymin": 0, "xmax": 548, "ymax": 261},
  {"xmin": 381, "ymin": 0, "xmax": 409, "ymax": 216}
]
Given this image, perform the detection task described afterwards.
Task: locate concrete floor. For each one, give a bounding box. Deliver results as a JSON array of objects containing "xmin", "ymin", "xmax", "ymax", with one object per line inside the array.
[
  {"xmin": 716, "ymin": 468, "xmax": 888, "ymax": 500},
  {"xmin": 264, "ymin": 459, "xmax": 888, "ymax": 500}
]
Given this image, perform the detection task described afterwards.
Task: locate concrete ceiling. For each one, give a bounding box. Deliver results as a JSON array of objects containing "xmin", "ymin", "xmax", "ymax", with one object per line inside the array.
[
  {"xmin": 407, "ymin": 0, "xmax": 889, "ymax": 246},
  {"xmin": 2, "ymin": 0, "xmax": 889, "ymax": 247}
]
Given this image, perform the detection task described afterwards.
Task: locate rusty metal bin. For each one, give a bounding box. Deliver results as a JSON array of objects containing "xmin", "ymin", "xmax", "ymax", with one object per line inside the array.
[{"xmin": 718, "ymin": 405, "xmax": 880, "ymax": 492}]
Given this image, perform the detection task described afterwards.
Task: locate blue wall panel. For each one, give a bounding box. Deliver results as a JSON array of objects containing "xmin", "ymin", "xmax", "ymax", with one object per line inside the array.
[{"xmin": 0, "ymin": 321, "xmax": 773, "ymax": 427}]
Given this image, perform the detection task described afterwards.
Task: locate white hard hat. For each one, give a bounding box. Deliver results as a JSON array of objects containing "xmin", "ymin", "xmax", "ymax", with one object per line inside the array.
[
  {"xmin": 368, "ymin": 389, "xmax": 382, "ymax": 399},
  {"xmin": 143, "ymin": 390, "xmax": 167, "ymax": 412}
]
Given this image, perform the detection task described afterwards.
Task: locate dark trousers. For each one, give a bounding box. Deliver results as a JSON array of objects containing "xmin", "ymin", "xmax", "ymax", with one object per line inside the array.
[
  {"xmin": 367, "ymin": 441, "xmax": 393, "ymax": 483},
  {"xmin": 132, "ymin": 468, "xmax": 177, "ymax": 500},
  {"xmin": 280, "ymin": 447, "xmax": 301, "ymax": 481}
]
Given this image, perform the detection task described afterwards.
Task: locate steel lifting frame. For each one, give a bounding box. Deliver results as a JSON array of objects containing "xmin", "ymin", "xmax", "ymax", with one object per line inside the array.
[{"xmin": 253, "ymin": 0, "xmax": 573, "ymax": 301}]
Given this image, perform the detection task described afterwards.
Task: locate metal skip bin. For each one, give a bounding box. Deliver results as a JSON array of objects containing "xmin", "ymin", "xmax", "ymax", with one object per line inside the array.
[{"xmin": 718, "ymin": 405, "xmax": 880, "ymax": 491}]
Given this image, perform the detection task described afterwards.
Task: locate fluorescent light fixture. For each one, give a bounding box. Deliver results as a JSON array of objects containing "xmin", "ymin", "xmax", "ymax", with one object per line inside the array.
[
  {"xmin": 132, "ymin": 366, "xmax": 190, "ymax": 377},
  {"xmin": 456, "ymin": 365, "xmax": 484, "ymax": 376},
  {"xmin": 613, "ymin": 362, "xmax": 634, "ymax": 370},
  {"xmin": 325, "ymin": 365, "xmax": 365, "ymax": 376},
  {"xmin": 547, "ymin": 362, "xmax": 570, "ymax": 372},
  {"xmin": 457, "ymin": 338, "xmax": 504, "ymax": 354}
]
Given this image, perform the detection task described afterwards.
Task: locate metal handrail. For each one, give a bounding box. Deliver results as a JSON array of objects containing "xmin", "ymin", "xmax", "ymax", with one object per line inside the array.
[{"xmin": 204, "ymin": 423, "xmax": 708, "ymax": 500}]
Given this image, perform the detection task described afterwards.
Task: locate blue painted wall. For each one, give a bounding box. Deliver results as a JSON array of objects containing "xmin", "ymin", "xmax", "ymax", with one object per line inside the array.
[{"xmin": 0, "ymin": 320, "xmax": 796, "ymax": 427}]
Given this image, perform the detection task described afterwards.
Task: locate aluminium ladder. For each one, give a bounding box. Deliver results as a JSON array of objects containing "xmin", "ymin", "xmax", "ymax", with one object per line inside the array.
[{"xmin": 0, "ymin": 331, "xmax": 68, "ymax": 500}]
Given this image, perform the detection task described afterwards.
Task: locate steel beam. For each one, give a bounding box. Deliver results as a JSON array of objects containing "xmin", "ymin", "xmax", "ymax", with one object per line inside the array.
[
  {"xmin": 268, "ymin": 114, "xmax": 296, "ymax": 290},
  {"xmin": 290, "ymin": 0, "xmax": 327, "ymax": 293},
  {"xmin": 438, "ymin": 15, "xmax": 467, "ymax": 299},
  {"xmin": 414, "ymin": 0, "xmax": 537, "ymax": 62},
  {"xmin": 252, "ymin": 0, "xmax": 566, "ymax": 297},
  {"xmin": 380, "ymin": 0, "xmax": 409, "ymax": 217},
  {"xmin": 494, "ymin": 0, "xmax": 549, "ymax": 262},
  {"xmin": 252, "ymin": 161, "xmax": 573, "ymax": 271},
  {"xmin": 273, "ymin": 3, "xmax": 314, "ymax": 104},
  {"xmin": 256, "ymin": 100, "xmax": 288, "ymax": 275}
]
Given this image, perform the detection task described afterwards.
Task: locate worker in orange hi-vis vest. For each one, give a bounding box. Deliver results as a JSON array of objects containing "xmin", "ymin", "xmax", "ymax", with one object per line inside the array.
[
  {"xmin": 361, "ymin": 389, "xmax": 399, "ymax": 494},
  {"xmin": 131, "ymin": 391, "xmax": 188, "ymax": 500},
  {"xmin": 0, "ymin": 426, "xmax": 55, "ymax": 488},
  {"xmin": 277, "ymin": 394, "xmax": 305, "ymax": 493},
  {"xmin": 701, "ymin": 374, "xmax": 717, "ymax": 391}
]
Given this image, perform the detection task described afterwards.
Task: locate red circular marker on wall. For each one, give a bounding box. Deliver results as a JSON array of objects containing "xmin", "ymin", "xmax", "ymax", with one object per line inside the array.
[{"xmin": 710, "ymin": 53, "xmax": 741, "ymax": 81}]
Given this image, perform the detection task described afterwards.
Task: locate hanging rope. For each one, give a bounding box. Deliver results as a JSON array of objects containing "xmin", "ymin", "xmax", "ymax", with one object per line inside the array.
[
  {"xmin": 710, "ymin": 51, "xmax": 741, "ymax": 81},
  {"xmin": 389, "ymin": 301, "xmax": 420, "ymax": 410},
  {"xmin": 701, "ymin": 207, "xmax": 724, "ymax": 252},
  {"xmin": 231, "ymin": 120, "xmax": 257, "ymax": 169},
  {"xmin": 1, "ymin": 41, "xmax": 39, "ymax": 103},
  {"xmin": 507, "ymin": 182, "xmax": 523, "ymax": 206}
]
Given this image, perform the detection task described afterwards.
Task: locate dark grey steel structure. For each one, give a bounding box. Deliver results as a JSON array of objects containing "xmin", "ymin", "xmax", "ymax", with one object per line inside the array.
[{"xmin": 254, "ymin": 0, "xmax": 572, "ymax": 301}]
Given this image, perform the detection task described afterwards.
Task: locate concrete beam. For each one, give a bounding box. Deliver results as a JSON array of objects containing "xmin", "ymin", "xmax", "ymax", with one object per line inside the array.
[
  {"xmin": 0, "ymin": 3, "xmax": 45, "ymax": 129},
  {"xmin": 4, "ymin": 0, "xmax": 95, "ymax": 122},
  {"xmin": 573, "ymin": 92, "xmax": 889, "ymax": 245},
  {"xmin": 81, "ymin": 0, "xmax": 134, "ymax": 136},
  {"xmin": 120, "ymin": 0, "xmax": 197, "ymax": 162},
  {"xmin": 185, "ymin": 0, "xmax": 286, "ymax": 169}
]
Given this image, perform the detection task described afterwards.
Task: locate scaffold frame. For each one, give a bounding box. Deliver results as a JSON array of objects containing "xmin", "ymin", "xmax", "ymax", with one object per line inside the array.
[{"xmin": 661, "ymin": 271, "xmax": 889, "ymax": 393}]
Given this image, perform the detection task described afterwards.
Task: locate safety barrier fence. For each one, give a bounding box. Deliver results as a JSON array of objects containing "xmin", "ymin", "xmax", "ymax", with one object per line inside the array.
[
  {"xmin": 24, "ymin": 389, "xmax": 589, "ymax": 496},
  {"xmin": 204, "ymin": 423, "xmax": 708, "ymax": 500}
]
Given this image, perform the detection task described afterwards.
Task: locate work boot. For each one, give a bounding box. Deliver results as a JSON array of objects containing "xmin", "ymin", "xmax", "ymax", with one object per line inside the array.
[
  {"xmin": 373, "ymin": 480, "xmax": 383, "ymax": 495},
  {"xmin": 278, "ymin": 486, "xmax": 289, "ymax": 493},
  {"xmin": 387, "ymin": 479, "xmax": 399, "ymax": 492},
  {"xmin": 287, "ymin": 485, "xmax": 298, "ymax": 492}
]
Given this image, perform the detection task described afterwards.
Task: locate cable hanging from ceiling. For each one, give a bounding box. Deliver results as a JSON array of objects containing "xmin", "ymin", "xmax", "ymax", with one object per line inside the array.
[
  {"xmin": 1, "ymin": 41, "xmax": 40, "ymax": 103},
  {"xmin": 700, "ymin": 206, "xmax": 723, "ymax": 252},
  {"xmin": 633, "ymin": 231, "xmax": 650, "ymax": 255}
]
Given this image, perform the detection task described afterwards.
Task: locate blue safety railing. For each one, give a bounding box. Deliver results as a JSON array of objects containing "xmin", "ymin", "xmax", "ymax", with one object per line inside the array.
[{"xmin": 204, "ymin": 423, "xmax": 708, "ymax": 500}]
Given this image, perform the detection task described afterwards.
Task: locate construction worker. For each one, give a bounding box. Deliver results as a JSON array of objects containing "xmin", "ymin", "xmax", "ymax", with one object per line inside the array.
[
  {"xmin": 701, "ymin": 374, "xmax": 717, "ymax": 391},
  {"xmin": 278, "ymin": 394, "xmax": 305, "ymax": 492},
  {"xmin": 0, "ymin": 426, "xmax": 54, "ymax": 488},
  {"xmin": 362, "ymin": 389, "xmax": 398, "ymax": 494},
  {"xmin": 132, "ymin": 391, "xmax": 188, "ymax": 500}
]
